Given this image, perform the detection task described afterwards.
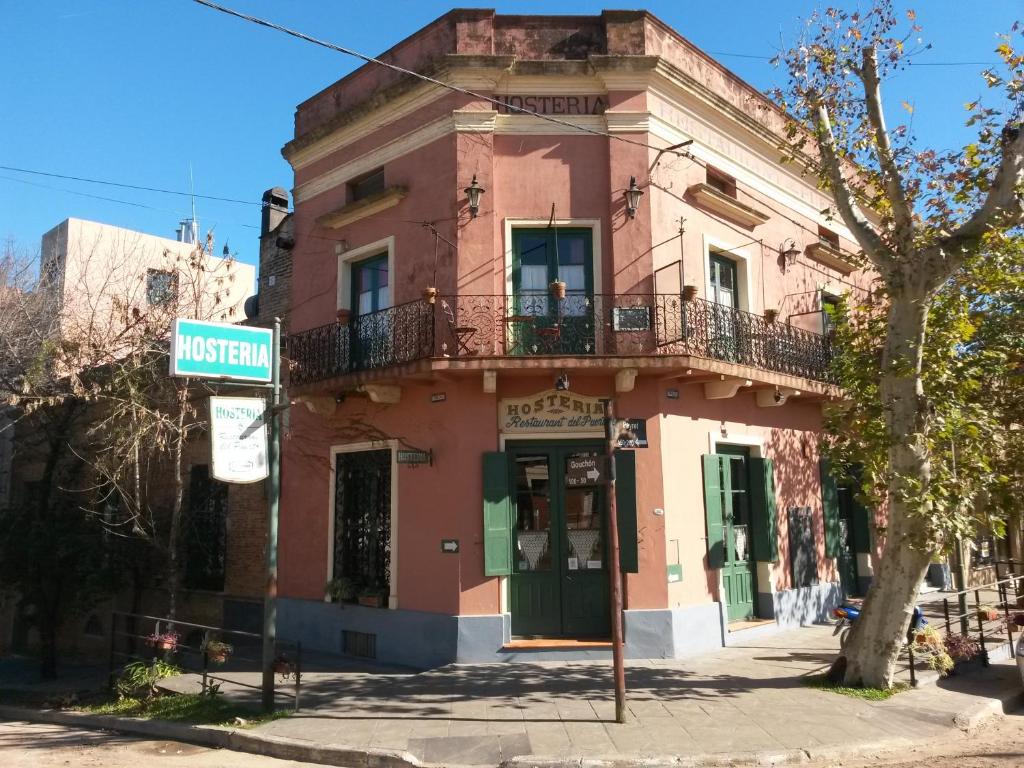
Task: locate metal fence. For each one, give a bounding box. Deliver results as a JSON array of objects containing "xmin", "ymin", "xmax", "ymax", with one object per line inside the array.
[
  {"xmin": 108, "ymin": 611, "xmax": 303, "ymax": 711},
  {"xmin": 288, "ymin": 293, "xmax": 835, "ymax": 386}
]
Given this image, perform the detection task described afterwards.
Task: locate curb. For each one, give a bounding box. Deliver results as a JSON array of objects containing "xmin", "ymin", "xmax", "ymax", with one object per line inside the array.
[
  {"xmin": 0, "ymin": 705, "xmax": 425, "ymax": 768},
  {"xmin": 952, "ymin": 687, "xmax": 1023, "ymax": 732}
]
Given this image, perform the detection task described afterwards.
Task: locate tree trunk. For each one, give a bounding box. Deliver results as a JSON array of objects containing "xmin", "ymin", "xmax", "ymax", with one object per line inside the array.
[
  {"xmin": 841, "ymin": 292, "xmax": 936, "ymax": 688},
  {"xmin": 165, "ymin": 391, "xmax": 188, "ymax": 621}
]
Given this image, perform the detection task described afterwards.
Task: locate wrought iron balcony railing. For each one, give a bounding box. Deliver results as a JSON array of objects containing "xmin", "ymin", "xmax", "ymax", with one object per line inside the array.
[{"xmin": 287, "ymin": 294, "xmax": 835, "ymax": 387}]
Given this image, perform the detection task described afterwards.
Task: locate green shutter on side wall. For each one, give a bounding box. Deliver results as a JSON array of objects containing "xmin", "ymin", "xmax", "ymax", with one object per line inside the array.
[
  {"xmin": 820, "ymin": 458, "xmax": 841, "ymax": 558},
  {"xmin": 482, "ymin": 452, "xmax": 512, "ymax": 576},
  {"xmin": 748, "ymin": 457, "xmax": 779, "ymax": 563},
  {"xmin": 702, "ymin": 454, "xmax": 728, "ymax": 569},
  {"xmin": 849, "ymin": 465, "xmax": 872, "ymax": 554},
  {"xmin": 614, "ymin": 450, "xmax": 639, "ymax": 573}
]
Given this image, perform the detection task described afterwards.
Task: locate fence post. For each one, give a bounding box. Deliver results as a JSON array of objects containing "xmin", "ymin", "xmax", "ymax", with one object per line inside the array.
[
  {"xmin": 943, "ymin": 598, "xmax": 951, "ymax": 636},
  {"xmin": 907, "ymin": 642, "xmax": 916, "ymax": 686},
  {"xmin": 107, "ymin": 612, "xmax": 117, "ymax": 693},
  {"xmin": 1004, "ymin": 579, "xmax": 1015, "ymax": 652},
  {"xmin": 975, "ymin": 589, "xmax": 989, "ymax": 667},
  {"xmin": 294, "ymin": 642, "xmax": 302, "ymax": 713},
  {"xmin": 201, "ymin": 630, "xmax": 209, "ymax": 695}
]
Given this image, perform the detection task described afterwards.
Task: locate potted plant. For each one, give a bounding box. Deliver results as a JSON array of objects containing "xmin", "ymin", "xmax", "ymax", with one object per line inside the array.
[
  {"xmin": 272, "ymin": 653, "xmax": 295, "ymax": 679},
  {"xmin": 912, "ymin": 626, "xmax": 954, "ymax": 676},
  {"xmin": 549, "ymin": 280, "xmax": 567, "ymax": 299},
  {"xmin": 978, "ymin": 605, "xmax": 1000, "ymax": 622},
  {"xmin": 943, "ymin": 633, "xmax": 980, "ymax": 663},
  {"xmin": 763, "ymin": 308, "xmax": 779, "ymax": 323},
  {"xmin": 358, "ymin": 586, "xmax": 388, "ymax": 608},
  {"xmin": 422, "ymin": 286, "xmax": 438, "ymax": 304},
  {"xmin": 146, "ymin": 630, "xmax": 180, "ymax": 652},
  {"xmin": 682, "ymin": 285, "xmax": 698, "ymax": 302},
  {"xmin": 336, "ymin": 308, "xmax": 352, "ymax": 325},
  {"xmin": 326, "ymin": 576, "xmax": 358, "ymax": 603},
  {"xmin": 205, "ymin": 640, "xmax": 233, "ymax": 664}
]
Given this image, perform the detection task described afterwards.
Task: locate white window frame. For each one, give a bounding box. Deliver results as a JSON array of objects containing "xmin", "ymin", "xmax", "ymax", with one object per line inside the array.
[
  {"xmin": 702, "ymin": 234, "xmax": 754, "ymax": 314},
  {"xmin": 326, "ymin": 440, "xmax": 400, "ymax": 609},
  {"xmin": 502, "ymin": 219, "xmax": 603, "ymax": 297},
  {"xmin": 336, "ymin": 235, "xmax": 395, "ymax": 313}
]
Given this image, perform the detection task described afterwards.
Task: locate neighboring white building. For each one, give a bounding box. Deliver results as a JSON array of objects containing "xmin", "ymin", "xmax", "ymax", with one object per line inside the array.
[{"xmin": 40, "ymin": 218, "xmax": 256, "ymax": 355}]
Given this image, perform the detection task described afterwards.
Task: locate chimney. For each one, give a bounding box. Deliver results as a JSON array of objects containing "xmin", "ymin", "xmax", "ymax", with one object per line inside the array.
[{"xmin": 261, "ymin": 187, "xmax": 289, "ymax": 236}]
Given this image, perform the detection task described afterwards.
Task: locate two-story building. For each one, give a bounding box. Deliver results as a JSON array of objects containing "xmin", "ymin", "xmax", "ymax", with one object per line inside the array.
[{"xmin": 278, "ymin": 9, "xmax": 877, "ymax": 668}]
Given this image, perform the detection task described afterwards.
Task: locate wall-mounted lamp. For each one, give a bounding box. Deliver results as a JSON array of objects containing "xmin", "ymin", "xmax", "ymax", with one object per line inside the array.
[
  {"xmin": 780, "ymin": 238, "xmax": 801, "ymax": 266},
  {"xmin": 774, "ymin": 387, "xmax": 784, "ymax": 404},
  {"xmin": 624, "ymin": 176, "xmax": 644, "ymax": 219},
  {"xmin": 464, "ymin": 175, "xmax": 485, "ymax": 218},
  {"xmin": 555, "ymin": 371, "xmax": 570, "ymax": 391}
]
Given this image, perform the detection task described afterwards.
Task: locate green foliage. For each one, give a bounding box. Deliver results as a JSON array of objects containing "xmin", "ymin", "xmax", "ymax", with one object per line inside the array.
[
  {"xmin": 114, "ymin": 659, "xmax": 181, "ymax": 701},
  {"xmin": 823, "ymin": 238, "xmax": 1024, "ymax": 551},
  {"xmin": 802, "ymin": 673, "xmax": 910, "ymax": 700},
  {"xmin": 82, "ymin": 692, "xmax": 290, "ymax": 728}
]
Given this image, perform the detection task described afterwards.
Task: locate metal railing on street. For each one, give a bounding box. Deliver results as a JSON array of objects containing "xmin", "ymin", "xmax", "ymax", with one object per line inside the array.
[{"xmin": 108, "ymin": 611, "xmax": 303, "ymax": 712}]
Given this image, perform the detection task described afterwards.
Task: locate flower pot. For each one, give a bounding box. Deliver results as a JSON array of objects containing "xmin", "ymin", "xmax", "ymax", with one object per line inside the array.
[
  {"xmin": 422, "ymin": 286, "xmax": 438, "ymax": 304},
  {"xmin": 358, "ymin": 594, "xmax": 385, "ymax": 608},
  {"xmin": 979, "ymin": 608, "xmax": 1000, "ymax": 622},
  {"xmin": 682, "ymin": 285, "xmax": 698, "ymax": 302},
  {"xmin": 549, "ymin": 281, "xmax": 567, "ymax": 300},
  {"xmin": 208, "ymin": 650, "xmax": 229, "ymax": 664},
  {"xmin": 336, "ymin": 309, "xmax": 352, "ymax": 325},
  {"xmin": 764, "ymin": 309, "xmax": 779, "ymax": 323}
]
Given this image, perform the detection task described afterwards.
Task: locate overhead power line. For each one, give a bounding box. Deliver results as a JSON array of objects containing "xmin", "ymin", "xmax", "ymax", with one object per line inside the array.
[{"xmin": 0, "ymin": 164, "xmax": 260, "ymax": 206}]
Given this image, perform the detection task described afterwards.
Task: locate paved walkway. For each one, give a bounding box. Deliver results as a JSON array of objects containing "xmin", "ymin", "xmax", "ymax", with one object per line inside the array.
[{"xmin": 163, "ymin": 624, "xmax": 1021, "ymax": 766}]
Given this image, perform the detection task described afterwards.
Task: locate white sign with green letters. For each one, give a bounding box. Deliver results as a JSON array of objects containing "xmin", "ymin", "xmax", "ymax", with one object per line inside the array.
[{"xmin": 210, "ymin": 397, "xmax": 268, "ymax": 483}]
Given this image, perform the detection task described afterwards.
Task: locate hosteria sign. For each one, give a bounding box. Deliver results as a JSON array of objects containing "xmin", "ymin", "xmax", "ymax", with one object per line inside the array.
[
  {"xmin": 210, "ymin": 396, "xmax": 268, "ymax": 483},
  {"xmin": 499, "ymin": 390, "xmax": 604, "ymax": 433}
]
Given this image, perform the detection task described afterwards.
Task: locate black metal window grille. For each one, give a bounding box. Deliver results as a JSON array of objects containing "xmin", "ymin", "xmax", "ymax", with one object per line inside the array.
[
  {"xmin": 184, "ymin": 465, "xmax": 228, "ymax": 591},
  {"xmin": 342, "ymin": 629, "xmax": 377, "ymax": 659},
  {"xmin": 334, "ymin": 449, "xmax": 391, "ymax": 594}
]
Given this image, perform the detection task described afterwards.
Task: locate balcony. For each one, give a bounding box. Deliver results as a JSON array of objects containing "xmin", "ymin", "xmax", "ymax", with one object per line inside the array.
[{"xmin": 287, "ymin": 294, "xmax": 835, "ymax": 389}]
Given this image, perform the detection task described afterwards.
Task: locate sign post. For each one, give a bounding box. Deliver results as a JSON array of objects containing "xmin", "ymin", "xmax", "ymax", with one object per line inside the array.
[
  {"xmin": 261, "ymin": 318, "xmax": 281, "ymax": 713},
  {"xmin": 602, "ymin": 398, "xmax": 628, "ymax": 724},
  {"xmin": 169, "ymin": 316, "xmax": 280, "ymax": 713}
]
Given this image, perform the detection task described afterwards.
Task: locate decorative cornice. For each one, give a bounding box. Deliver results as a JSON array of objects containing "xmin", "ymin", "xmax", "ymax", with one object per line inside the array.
[
  {"xmin": 604, "ymin": 110, "xmax": 650, "ymax": 133},
  {"xmin": 452, "ymin": 109, "xmax": 497, "ymax": 133},
  {"xmin": 805, "ymin": 242, "xmax": 859, "ymax": 275},
  {"xmin": 316, "ymin": 186, "xmax": 407, "ymax": 229},
  {"xmin": 687, "ymin": 183, "xmax": 770, "ymax": 229},
  {"xmin": 493, "ymin": 114, "xmax": 606, "ymax": 135}
]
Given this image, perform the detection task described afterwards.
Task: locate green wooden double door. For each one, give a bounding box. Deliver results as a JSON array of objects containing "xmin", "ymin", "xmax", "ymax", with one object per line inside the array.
[
  {"xmin": 483, "ymin": 443, "xmax": 639, "ymax": 639},
  {"xmin": 703, "ymin": 447, "xmax": 778, "ymax": 623}
]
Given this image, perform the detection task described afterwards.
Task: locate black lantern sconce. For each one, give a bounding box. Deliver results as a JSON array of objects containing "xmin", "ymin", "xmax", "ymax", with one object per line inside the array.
[
  {"xmin": 554, "ymin": 371, "xmax": 570, "ymax": 391},
  {"xmin": 780, "ymin": 238, "xmax": 801, "ymax": 267},
  {"xmin": 624, "ymin": 176, "xmax": 644, "ymax": 219},
  {"xmin": 464, "ymin": 175, "xmax": 485, "ymax": 219}
]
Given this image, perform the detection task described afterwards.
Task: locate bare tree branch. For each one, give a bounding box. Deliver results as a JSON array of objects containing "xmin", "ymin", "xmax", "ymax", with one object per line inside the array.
[
  {"xmin": 812, "ymin": 97, "xmax": 898, "ymax": 271},
  {"xmin": 858, "ymin": 46, "xmax": 915, "ymax": 243}
]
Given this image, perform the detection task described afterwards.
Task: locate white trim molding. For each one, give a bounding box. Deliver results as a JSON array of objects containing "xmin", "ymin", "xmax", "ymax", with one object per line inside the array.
[
  {"xmin": 502, "ymin": 218, "xmax": 604, "ymax": 297},
  {"xmin": 707, "ymin": 431, "xmax": 765, "ymax": 457},
  {"xmin": 326, "ymin": 440, "xmax": 401, "ymax": 609},
  {"xmin": 336, "ymin": 236, "xmax": 395, "ymax": 313},
  {"xmin": 702, "ymin": 233, "xmax": 756, "ymax": 314}
]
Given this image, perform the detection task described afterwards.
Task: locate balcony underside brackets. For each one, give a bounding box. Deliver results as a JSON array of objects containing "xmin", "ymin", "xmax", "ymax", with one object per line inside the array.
[
  {"xmin": 703, "ymin": 377, "xmax": 752, "ymax": 400},
  {"xmin": 357, "ymin": 384, "xmax": 402, "ymax": 404},
  {"xmin": 615, "ymin": 368, "xmax": 638, "ymax": 393},
  {"xmin": 755, "ymin": 387, "xmax": 801, "ymax": 408}
]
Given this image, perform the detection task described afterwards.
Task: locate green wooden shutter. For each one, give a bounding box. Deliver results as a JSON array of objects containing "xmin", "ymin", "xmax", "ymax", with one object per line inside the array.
[
  {"xmin": 748, "ymin": 457, "xmax": 779, "ymax": 563},
  {"xmin": 849, "ymin": 464, "xmax": 872, "ymax": 554},
  {"xmin": 614, "ymin": 450, "xmax": 639, "ymax": 573},
  {"xmin": 820, "ymin": 458, "xmax": 841, "ymax": 559},
  {"xmin": 482, "ymin": 452, "xmax": 512, "ymax": 576},
  {"xmin": 702, "ymin": 454, "xmax": 729, "ymax": 569}
]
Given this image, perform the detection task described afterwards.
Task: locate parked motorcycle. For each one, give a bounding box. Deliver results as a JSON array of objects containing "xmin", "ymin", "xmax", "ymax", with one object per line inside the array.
[{"xmin": 832, "ymin": 603, "xmax": 926, "ymax": 649}]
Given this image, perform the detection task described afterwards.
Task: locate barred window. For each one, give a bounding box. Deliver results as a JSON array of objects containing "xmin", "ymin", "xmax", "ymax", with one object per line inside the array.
[
  {"xmin": 184, "ymin": 465, "xmax": 228, "ymax": 591},
  {"xmin": 333, "ymin": 449, "xmax": 391, "ymax": 596}
]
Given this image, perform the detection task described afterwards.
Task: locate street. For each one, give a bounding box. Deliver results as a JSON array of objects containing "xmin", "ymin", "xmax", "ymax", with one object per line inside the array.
[{"xmin": 2, "ymin": 714, "xmax": 1022, "ymax": 768}]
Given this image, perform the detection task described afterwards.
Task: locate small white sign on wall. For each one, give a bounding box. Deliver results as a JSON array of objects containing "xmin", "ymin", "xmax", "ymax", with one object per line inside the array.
[{"xmin": 210, "ymin": 396, "xmax": 268, "ymax": 483}]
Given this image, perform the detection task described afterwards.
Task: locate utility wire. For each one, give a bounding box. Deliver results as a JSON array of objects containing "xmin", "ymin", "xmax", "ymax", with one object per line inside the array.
[
  {"xmin": 0, "ymin": 164, "xmax": 260, "ymax": 206},
  {"xmin": 0, "ymin": 174, "xmax": 187, "ymax": 215}
]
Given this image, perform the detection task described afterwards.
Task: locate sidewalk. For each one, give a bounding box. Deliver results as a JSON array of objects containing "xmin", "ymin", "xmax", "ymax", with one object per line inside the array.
[{"xmin": 159, "ymin": 624, "xmax": 1022, "ymax": 766}]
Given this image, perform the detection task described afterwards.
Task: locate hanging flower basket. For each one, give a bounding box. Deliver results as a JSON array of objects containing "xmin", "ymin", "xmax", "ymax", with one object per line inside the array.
[
  {"xmin": 764, "ymin": 308, "xmax": 779, "ymax": 323},
  {"xmin": 978, "ymin": 606, "xmax": 1000, "ymax": 622},
  {"xmin": 682, "ymin": 285, "xmax": 698, "ymax": 302},
  {"xmin": 422, "ymin": 286, "xmax": 438, "ymax": 304},
  {"xmin": 205, "ymin": 640, "xmax": 233, "ymax": 664},
  {"xmin": 146, "ymin": 630, "xmax": 180, "ymax": 652},
  {"xmin": 549, "ymin": 281, "xmax": 567, "ymax": 299}
]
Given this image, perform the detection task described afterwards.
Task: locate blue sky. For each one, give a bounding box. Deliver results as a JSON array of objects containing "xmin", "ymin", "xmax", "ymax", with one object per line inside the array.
[{"xmin": 2, "ymin": 1, "xmax": 1017, "ymax": 268}]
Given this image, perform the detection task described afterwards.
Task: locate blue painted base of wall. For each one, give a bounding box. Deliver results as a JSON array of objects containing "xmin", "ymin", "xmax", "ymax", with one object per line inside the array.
[
  {"xmin": 772, "ymin": 581, "xmax": 842, "ymax": 627},
  {"xmin": 278, "ymin": 598, "xmax": 729, "ymax": 668}
]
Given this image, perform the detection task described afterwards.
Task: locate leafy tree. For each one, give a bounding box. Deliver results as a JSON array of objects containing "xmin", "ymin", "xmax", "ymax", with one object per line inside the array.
[{"xmin": 773, "ymin": 3, "xmax": 1023, "ymax": 687}]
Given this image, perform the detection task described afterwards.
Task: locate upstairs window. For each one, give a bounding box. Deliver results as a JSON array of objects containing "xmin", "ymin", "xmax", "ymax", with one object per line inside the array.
[
  {"xmin": 146, "ymin": 269, "xmax": 177, "ymax": 305},
  {"xmin": 707, "ymin": 252, "xmax": 738, "ymax": 308},
  {"xmin": 818, "ymin": 226, "xmax": 840, "ymax": 250},
  {"xmin": 349, "ymin": 168, "xmax": 386, "ymax": 202},
  {"xmin": 706, "ymin": 167, "xmax": 737, "ymax": 199},
  {"xmin": 821, "ymin": 292, "xmax": 841, "ymax": 336}
]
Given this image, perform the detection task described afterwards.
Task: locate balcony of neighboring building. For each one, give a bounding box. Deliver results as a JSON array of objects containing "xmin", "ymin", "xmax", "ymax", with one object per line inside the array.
[{"xmin": 286, "ymin": 291, "xmax": 836, "ymax": 398}]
